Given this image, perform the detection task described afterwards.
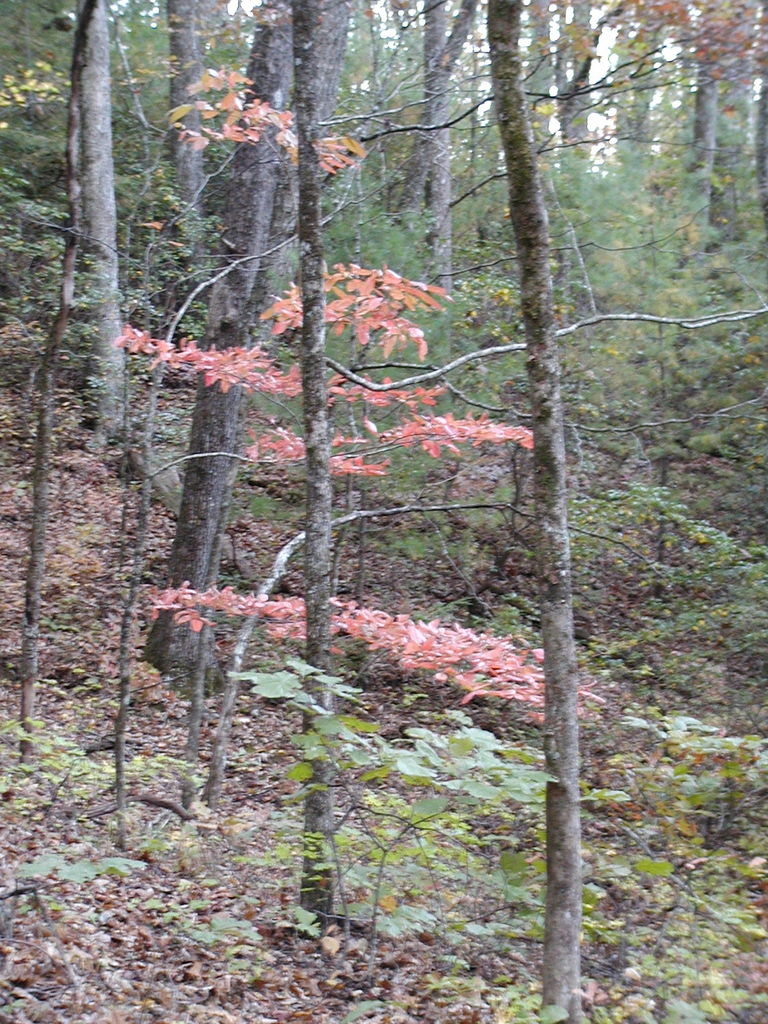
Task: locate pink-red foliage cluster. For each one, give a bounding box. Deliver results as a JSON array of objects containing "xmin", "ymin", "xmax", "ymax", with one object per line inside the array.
[
  {"xmin": 152, "ymin": 584, "xmax": 546, "ymax": 705},
  {"xmin": 116, "ymin": 326, "xmax": 302, "ymax": 396},
  {"xmin": 123, "ymin": 257, "xmax": 541, "ymax": 705},
  {"xmin": 243, "ymin": 412, "xmax": 531, "ymax": 476},
  {"xmin": 171, "ymin": 67, "xmax": 366, "ymax": 173},
  {"xmin": 117, "ymin": 264, "xmax": 533, "ymax": 476},
  {"xmin": 262, "ymin": 264, "xmax": 445, "ymax": 359}
]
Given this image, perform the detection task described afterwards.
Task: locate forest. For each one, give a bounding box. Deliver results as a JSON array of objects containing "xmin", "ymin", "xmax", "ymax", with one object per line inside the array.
[{"xmin": 0, "ymin": 1, "xmax": 767, "ymax": 1022}]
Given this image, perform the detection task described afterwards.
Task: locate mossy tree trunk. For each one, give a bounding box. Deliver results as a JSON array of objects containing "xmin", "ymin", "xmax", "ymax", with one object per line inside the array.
[
  {"xmin": 488, "ymin": 1, "xmax": 582, "ymax": 1020},
  {"xmin": 294, "ymin": 0, "xmax": 335, "ymax": 922},
  {"xmin": 755, "ymin": 1, "xmax": 768, "ymax": 255}
]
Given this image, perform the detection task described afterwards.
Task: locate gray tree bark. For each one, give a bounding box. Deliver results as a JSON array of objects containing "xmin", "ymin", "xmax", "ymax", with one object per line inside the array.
[
  {"xmin": 293, "ymin": 0, "xmax": 336, "ymax": 921},
  {"xmin": 403, "ymin": 0, "xmax": 477, "ymax": 290},
  {"xmin": 167, "ymin": 0, "xmax": 205, "ymax": 213},
  {"xmin": 758, "ymin": 2, "xmax": 768, "ymax": 253},
  {"xmin": 554, "ymin": 0, "xmax": 593, "ymax": 143},
  {"xmin": 80, "ymin": 0, "xmax": 124, "ymax": 443},
  {"xmin": 423, "ymin": 0, "xmax": 452, "ymax": 292},
  {"xmin": 145, "ymin": 1, "xmax": 294, "ymax": 682},
  {"xmin": 146, "ymin": 0, "xmax": 351, "ymax": 688},
  {"xmin": 200, "ymin": 0, "xmax": 350, "ymax": 807},
  {"xmin": 689, "ymin": 60, "xmax": 719, "ymax": 217},
  {"xmin": 488, "ymin": 2, "xmax": 582, "ymax": 1020}
]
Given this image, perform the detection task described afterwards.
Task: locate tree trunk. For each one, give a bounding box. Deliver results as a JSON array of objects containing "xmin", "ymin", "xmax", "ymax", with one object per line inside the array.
[
  {"xmin": 181, "ymin": 623, "xmax": 209, "ymax": 808},
  {"xmin": 193, "ymin": 0, "xmax": 349, "ymax": 809},
  {"xmin": 294, "ymin": 0, "xmax": 336, "ymax": 922},
  {"xmin": 423, "ymin": 0, "xmax": 452, "ymax": 292},
  {"xmin": 689, "ymin": 60, "xmax": 719, "ymax": 216},
  {"xmin": 758, "ymin": 2, "xmax": 768, "ymax": 262},
  {"xmin": 146, "ymin": 0, "xmax": 350, "ymax": 686},
  {"xmin": 554, "ymin": 0, "xmax": 593, "ymax": 143},
  {"xmin": 21, "ymin": 0, "xmax": 99, "ymax": 761},
  {"xmin": 709, "ymin": 77, "xmax": 748, "ymax": 245},
  {"xmin": 144, "ymin": 1, "xmax": 294, "ymax": 682},
  {"xmin": 488, "ymin": 2, "xmax": 582, "ymax": 1021},
  {"xmin": 115, "ymin": 364, "xmax": 165, "ymax": 848},
  {"xmin": 402, "ymin": 0, "xmax": 477, "ymax": 291},
  {"xmin": 167, "ymin": 0, "xmax": 205, "ymax": 213},
  {"xmin": 80, "ymin": 0, "xmax": 124, "ymax": 443}
]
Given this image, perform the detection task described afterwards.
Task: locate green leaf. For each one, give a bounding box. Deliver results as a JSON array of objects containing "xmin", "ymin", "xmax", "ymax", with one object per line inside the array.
[
  {"xmin": 338, "ymin": 715, "xmax": 379, "ymax": 734},
  {"xmin": 96, "ymin": 858, "xmax": 145, "ymax": 877},
  {"xmin": 585, "ymin": 787, "xmax": 631, "ymax": 804},
  {"xmin": 247, "ymin": 671, "xmax": 303, "ymax": 699},
  {"xmin": 635, "ymin": 857, "xmax": 674, "ymax": 877},
  {"xmin": 287, "ymin": 762, "xmax": 313, "ymax": 781},
  {"xmin": 18, "ymin": 854, "xmax": 65, "ymax": 878},
  {"xmin": 540, "ymin": 1006, "xmax": 569, "ymax": 1023},
  {"xmin": 662, "ymin": 998, "xmax": 710, "ymax": 1024},
  {"xmin": 346, "ymin": 748, "xmax": 375, "ymax": 767},
  {"xmin": 20, "ymin": 854, "xmax": 144, "ymax": 884},
  {"xmin": 393, "ymin": 754, "xmax": 435, "ymax": 779},
  {"xmin": 621, "ymin": 714, "xmax": 654, "ymax": 731},
  {"xmin": 461, "ymin": 779, "xmax": 501, "ymax": 800},
  {"xmin": 411, "ymin": 797, "xmax": 448, "ymax": 819},
  {"xmin": 500, "ymin": 851, "xmax": 528, "ymax": 879},
  {"xmin": 54, "ymin": 861, "xmax": 101, "ymax": 883},
  {"xmin": 284, "ymin": 657, "xmax": 319, "ymax": 678},
  {"xmin": 342, "ymin": 1002, "xmax": 386, "ymax": 1023},
  {"xmin": 448, "ymin": 736, "xmax": 475, "ymax": 756},
  {"xmin": 209, "ymin": 914, "xmax": 259, "ymax": 940},
  {"xmin": 313, "ymin": 716, "xmax": 345, "ymax": 737},
  {"xmin": 294, "ymin": 906, "xmax": 320, "ymax": 937}
]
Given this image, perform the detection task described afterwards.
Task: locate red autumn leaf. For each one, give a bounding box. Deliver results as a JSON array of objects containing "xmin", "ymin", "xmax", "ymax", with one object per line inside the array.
[{"xmin": 154, "ymin": 586, "xmax": 559, "ymax": 707}]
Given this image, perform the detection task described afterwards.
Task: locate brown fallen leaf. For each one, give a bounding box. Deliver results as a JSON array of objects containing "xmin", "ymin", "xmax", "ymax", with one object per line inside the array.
[{"xmin": 320, "ymin": 932, "xmax": 341, "ymax": 956}]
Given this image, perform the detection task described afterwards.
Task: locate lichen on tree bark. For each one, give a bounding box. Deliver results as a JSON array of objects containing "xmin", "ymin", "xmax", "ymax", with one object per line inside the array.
[{"xmin": 488, "ymin": 1, "xmax": 582, "ymax": 1019}]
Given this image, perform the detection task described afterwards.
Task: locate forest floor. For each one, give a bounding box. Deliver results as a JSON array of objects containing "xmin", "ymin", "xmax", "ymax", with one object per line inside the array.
[{"xmin": 0, "ymin": 373, "xmax": 767, "ymax": 1024}]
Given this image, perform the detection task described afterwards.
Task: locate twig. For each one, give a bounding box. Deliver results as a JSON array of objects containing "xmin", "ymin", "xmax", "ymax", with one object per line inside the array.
[
  {"xmin": 0, "ymin": 883, "xmax": 42, "ymax": 901},
  {"xmin": 85, "ymin": 791, "xmax": 194, "ymax": 821},
  {"xmin": 573, "ymin": 389, "xmax": 768, "ymax": 434},
  {"xmin": 360, "ymin": 95, "xmax": 492, "ymax": 142},
  {"xmin": 32, "ymin": 891, "xmax": 82, "ymax": 992}
]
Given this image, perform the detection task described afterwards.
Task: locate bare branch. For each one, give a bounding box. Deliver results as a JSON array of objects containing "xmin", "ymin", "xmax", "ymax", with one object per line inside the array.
[
  {"xmin": 166, "ymin": 234, "xmax": 297, "ymax": 347},
  {"xmin": 326, "ymin": 307, "xmax": 768, "ymax": 397},
  {"xmin": 451, "ymin": 172, "xmax": 508, "ymax": 208},
  {"xmin": 557, "ymin": 306, "xmax": 768, "ymax": 338},
  {"xmin": 326, "ymin": 342, "xmax": 526, "ymax": 391},
  {"xmin": 85, "ymin": 792, "xmax": 195, "ymax": 821},
  {"xmin": 360, "ymin": 95, "xmax": 491, "ymax": 143},
  {"xmin": 573, "ymin": 391, "xmax": 768, "ymax": 435}
]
